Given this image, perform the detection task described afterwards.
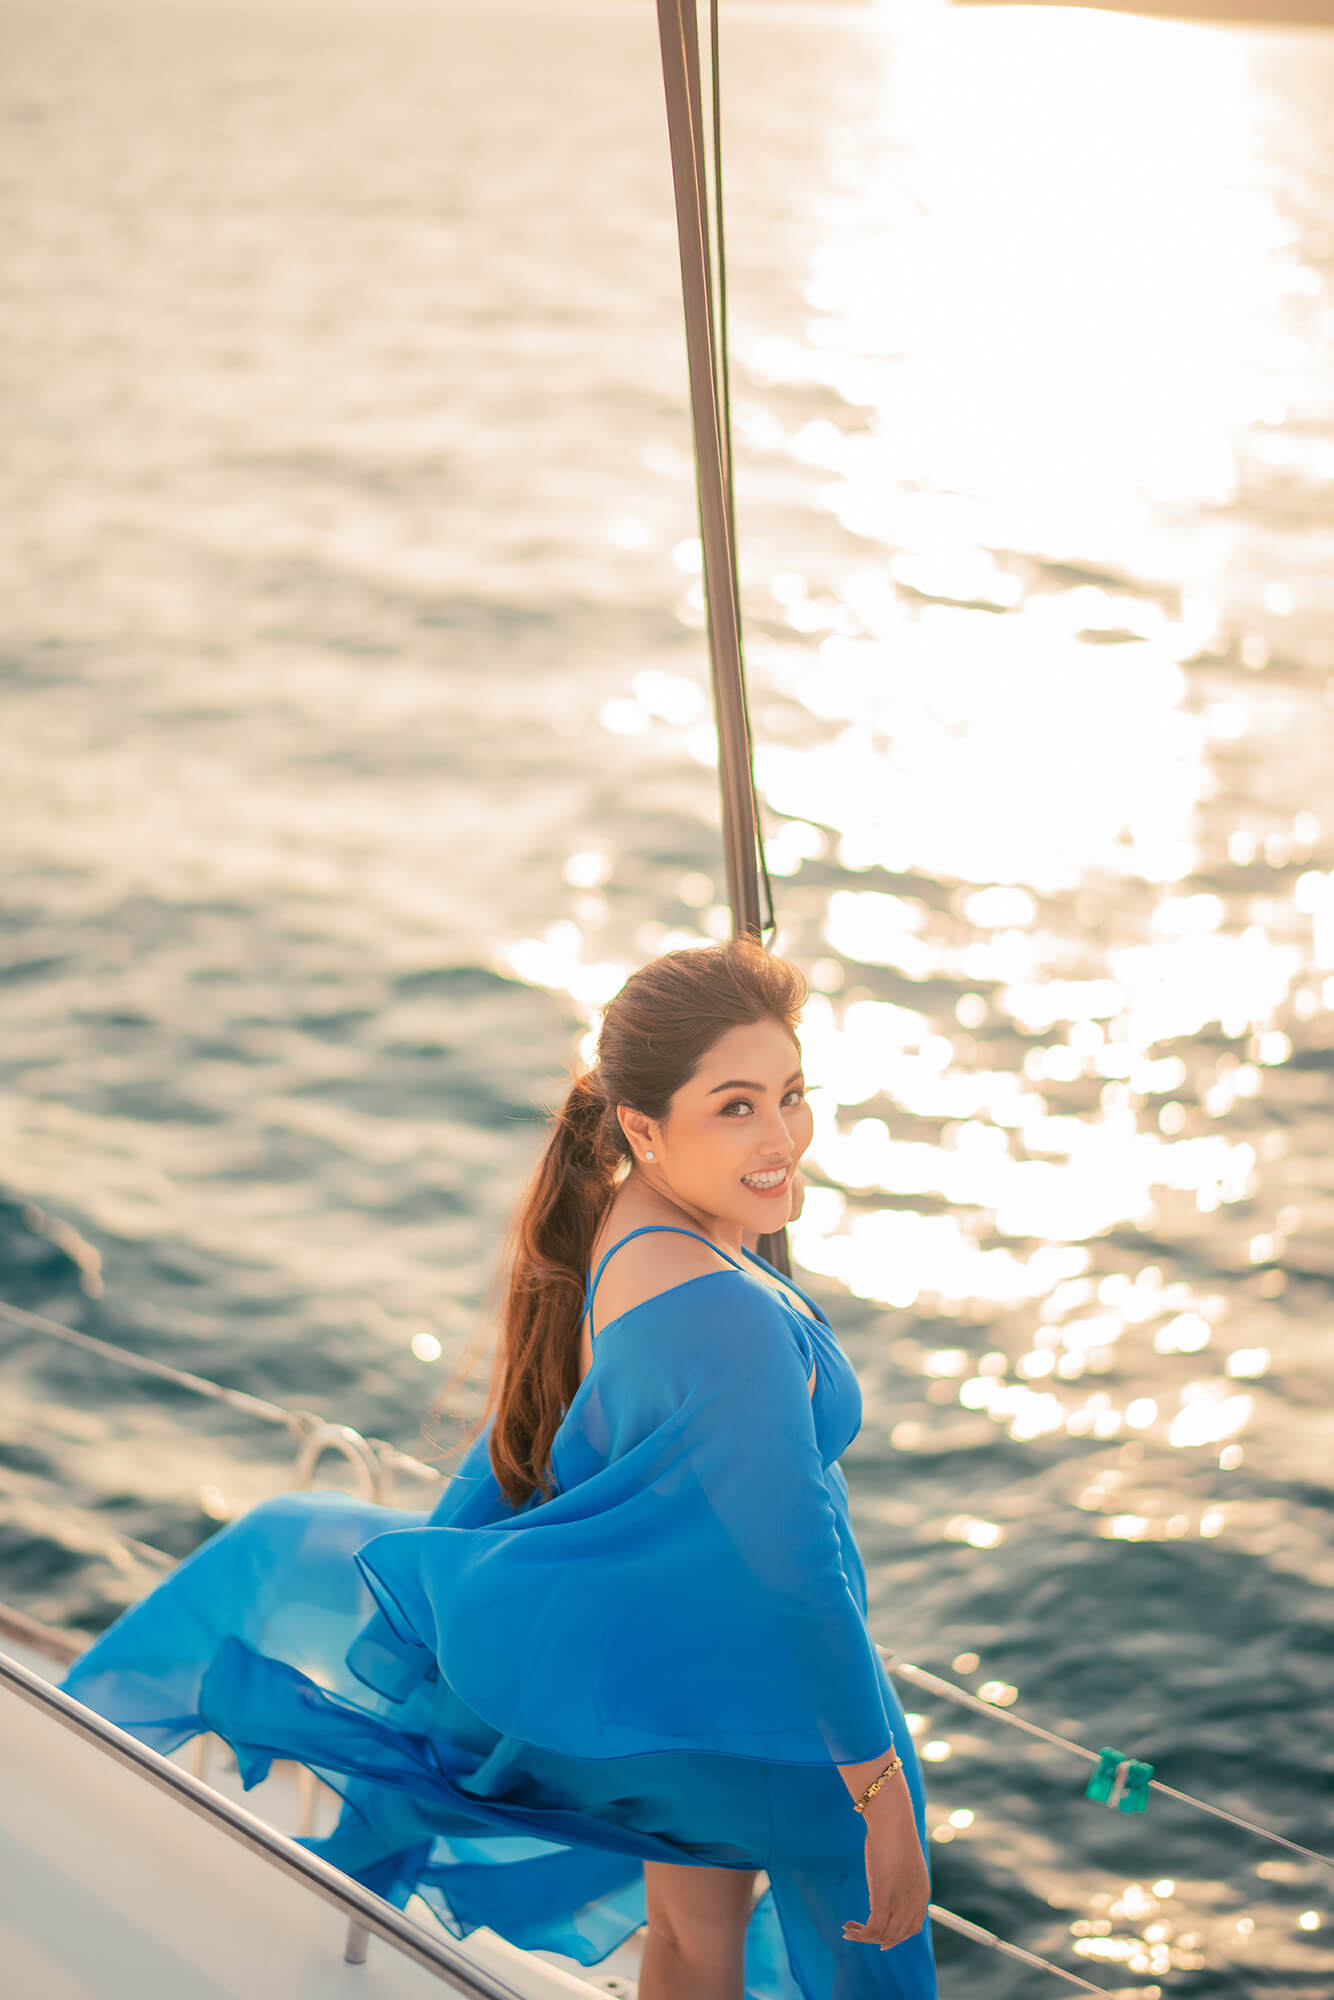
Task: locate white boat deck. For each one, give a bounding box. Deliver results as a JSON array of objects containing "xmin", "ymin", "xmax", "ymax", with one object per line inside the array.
[{"xmin": 1, "ymin": 1623, "xmax": 643, "ymax": 2000}]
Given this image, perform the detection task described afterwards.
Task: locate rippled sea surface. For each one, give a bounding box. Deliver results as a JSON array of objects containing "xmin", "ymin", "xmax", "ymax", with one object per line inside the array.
[{"xmin": 3, "ymin": 1, "xmax": 1333, "ymax": 1992}]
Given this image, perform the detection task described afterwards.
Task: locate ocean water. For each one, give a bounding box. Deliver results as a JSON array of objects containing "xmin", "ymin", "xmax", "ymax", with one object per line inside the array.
[{"xmin": 2, "ymin": 1, "xmax": 1332, "ymax": 1993}]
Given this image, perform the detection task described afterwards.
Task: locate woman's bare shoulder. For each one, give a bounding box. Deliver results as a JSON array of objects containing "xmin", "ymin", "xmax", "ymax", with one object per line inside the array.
[{"xmin": 587, "ymin": 1213, "xmax": 737, "ymax": 1337}]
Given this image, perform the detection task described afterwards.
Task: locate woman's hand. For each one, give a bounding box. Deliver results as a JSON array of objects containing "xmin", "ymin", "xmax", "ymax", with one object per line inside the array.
[{"xmin": 842, "ymin": 1775, "xmax": 930, "ymax": 1953}]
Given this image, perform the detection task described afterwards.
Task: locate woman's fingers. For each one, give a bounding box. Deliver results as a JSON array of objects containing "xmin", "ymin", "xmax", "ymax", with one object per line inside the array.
[
  {"xmin": 847, "ymin": 1889, "xmax": 891, "ymax": 1940},
  {"xmin": 842, "ymin": 1918, "xmax": 898, "ymax": 1943},
  {"xmin": 842, "ymin": 1905, "xmax": 928, "ymax": 1950},
  {"xmin": 843, "ymin": 1924, "xmax": 906, "ymax": 1950}
]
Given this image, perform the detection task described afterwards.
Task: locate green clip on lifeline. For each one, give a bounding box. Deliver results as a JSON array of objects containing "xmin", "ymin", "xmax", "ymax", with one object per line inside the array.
[{"xmin": 1085, "ymin": 1747, "xmax": 1155, "ymax": 1815}]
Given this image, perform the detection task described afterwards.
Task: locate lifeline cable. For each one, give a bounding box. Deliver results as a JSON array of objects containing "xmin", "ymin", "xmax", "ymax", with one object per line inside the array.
[{"xmin": 883, "ymin": 1651, "xmax": 1332, "ymax": 1876}]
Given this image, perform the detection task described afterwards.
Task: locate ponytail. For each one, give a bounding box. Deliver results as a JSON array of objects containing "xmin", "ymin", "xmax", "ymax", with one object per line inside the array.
[{"xmin": 482, "ymin": 1066, "xmax": 624, "ymax": 1507}]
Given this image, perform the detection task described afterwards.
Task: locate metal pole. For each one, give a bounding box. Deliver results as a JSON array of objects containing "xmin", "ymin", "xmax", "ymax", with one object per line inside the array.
[
  {"xmin": 656, "ymin": 0, "xmax": 790, "ymax": 1276},
  {"xmin": 655, "ymin": 0, "xmax": 763, "ymax": 945}
]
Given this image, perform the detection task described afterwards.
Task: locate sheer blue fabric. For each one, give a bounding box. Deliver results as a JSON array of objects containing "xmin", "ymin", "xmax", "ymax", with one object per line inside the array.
[{"xmin": 61, "ymin": 1231, "xmax": 937, "ymax": 1998}]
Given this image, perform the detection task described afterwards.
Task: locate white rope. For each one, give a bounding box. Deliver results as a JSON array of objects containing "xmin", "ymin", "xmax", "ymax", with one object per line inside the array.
[
  {"xmin": 883, "ymin": 1652, "xmax": 1333, "ymax": 1875},
  {"xmin": 927, "ymin": 1903, "xmax": 1118, "ymax": 1994}
]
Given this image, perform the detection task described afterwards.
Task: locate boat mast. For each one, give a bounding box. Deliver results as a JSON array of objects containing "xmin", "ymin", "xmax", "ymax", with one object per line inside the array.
[{"xmin": 655, "ymin": 0, "xmax": 790, "ymax": 1275}]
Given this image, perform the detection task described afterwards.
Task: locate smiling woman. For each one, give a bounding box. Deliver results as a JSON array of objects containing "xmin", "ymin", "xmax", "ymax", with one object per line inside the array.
[
  {"xmin": 577, "ymin": 1007, "xmax": 818, "ymax": 1398},
  {"xmin": 60, "ymin": 936, "xmax": 937, "ymax": 1999}
]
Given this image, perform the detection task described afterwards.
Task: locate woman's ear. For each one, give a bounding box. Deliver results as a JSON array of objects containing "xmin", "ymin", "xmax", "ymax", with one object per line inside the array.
[{"xmin": 616, "ymin": 1104, "xmax": 655, "ymax": 1159}]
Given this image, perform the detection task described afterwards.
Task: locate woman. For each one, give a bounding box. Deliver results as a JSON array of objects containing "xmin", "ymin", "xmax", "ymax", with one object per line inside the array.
[{"xmin": 63, "ymin": 937, "xmax": 937, "ymax": 2000}]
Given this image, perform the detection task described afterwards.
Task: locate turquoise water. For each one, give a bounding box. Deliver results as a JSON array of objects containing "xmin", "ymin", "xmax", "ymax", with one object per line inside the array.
[{"xmin": 1, "ymin": 2, "xmax": 1332, "ymax": 1992}]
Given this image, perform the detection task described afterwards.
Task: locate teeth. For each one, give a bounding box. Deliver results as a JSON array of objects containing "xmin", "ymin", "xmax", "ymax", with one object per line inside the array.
[{"xmin": 742, "ymin": 1170, "xmax": 787, "ymax": 1188}]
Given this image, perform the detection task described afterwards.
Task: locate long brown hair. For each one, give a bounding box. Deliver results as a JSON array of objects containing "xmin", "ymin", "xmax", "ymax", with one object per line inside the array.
[{"xmin": 436, "ymin": 935, "xmax": 807, "ymax": 1509}]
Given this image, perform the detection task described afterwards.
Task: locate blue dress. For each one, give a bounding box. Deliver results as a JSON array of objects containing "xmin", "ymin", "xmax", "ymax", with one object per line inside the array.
[{"xmin": 61, "ymin": 1228, "xmax": 937, "ymax": 1999}]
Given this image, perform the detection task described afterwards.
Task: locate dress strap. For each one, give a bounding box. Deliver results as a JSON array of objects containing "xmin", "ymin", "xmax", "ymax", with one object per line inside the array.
[{"xmin": 583, "ymin": 1224, "xmax": 748, "ymax": 1338}]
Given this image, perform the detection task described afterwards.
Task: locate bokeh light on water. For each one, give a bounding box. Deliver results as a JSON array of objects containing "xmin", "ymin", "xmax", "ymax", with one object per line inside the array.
[{"xmin": 2, "ymin": 2, "xmax": 1332, "ymax": 1992}]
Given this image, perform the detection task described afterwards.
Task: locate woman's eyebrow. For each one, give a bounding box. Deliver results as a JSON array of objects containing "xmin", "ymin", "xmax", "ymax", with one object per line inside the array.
[{"xmin": 705, "ymin": 1068, "xmax": 804, "ymax": 1095}]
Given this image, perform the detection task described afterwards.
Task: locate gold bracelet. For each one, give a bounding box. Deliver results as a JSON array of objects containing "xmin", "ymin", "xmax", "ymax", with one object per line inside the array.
[{"xmin": 853, "ymin": 1752, "xmax": 902, "ymax": 1813}]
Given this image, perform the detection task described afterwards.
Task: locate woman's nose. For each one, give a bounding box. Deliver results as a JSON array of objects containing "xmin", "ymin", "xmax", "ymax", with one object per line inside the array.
[{"xmin": 760, "ymin": 1105, "xmax": 798, "ymax": 1148}]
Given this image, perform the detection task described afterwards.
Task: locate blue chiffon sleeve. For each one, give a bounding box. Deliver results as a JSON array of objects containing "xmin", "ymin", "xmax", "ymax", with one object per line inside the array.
[{"xmin": 353, "ymin": 1272, "xmax": 895, "ymax": 1768}]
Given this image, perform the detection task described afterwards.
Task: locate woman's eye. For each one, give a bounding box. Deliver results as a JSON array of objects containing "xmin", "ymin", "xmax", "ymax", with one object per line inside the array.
[{"xmin": 721, "ymin": 1088, "xmax": 805, "ymax": 1116}]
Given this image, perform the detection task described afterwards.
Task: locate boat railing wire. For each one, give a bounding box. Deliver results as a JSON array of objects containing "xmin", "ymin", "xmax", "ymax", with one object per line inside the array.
[
  {"xmin": 0, "ymin": 1295, "xmax": 442, "ymax": 1530},
  {"xmin": 3, "ymin": 1289, "xmax": 1330, "ymax": 1995},
  {"xmin": 880, "ymin": 1653, "xmax": 1332, "ymax": 1878}
]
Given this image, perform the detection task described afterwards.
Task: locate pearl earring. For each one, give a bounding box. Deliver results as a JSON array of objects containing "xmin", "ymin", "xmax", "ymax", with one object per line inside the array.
[{"xmin": 645, "ymin": 1151, "xmax": 654, "ymax": 1161}]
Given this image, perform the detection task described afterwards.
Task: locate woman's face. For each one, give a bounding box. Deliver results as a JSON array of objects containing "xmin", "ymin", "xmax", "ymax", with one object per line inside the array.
[{"xmin": 621, "ymin": 1016, "xmax": 813, "ymax": 1235}]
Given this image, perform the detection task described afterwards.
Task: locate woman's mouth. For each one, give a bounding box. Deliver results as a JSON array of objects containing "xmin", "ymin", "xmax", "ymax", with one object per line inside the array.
[{"xmin": 740, "ymin": 1167, "xmax": 789, "ymax": 1198}]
